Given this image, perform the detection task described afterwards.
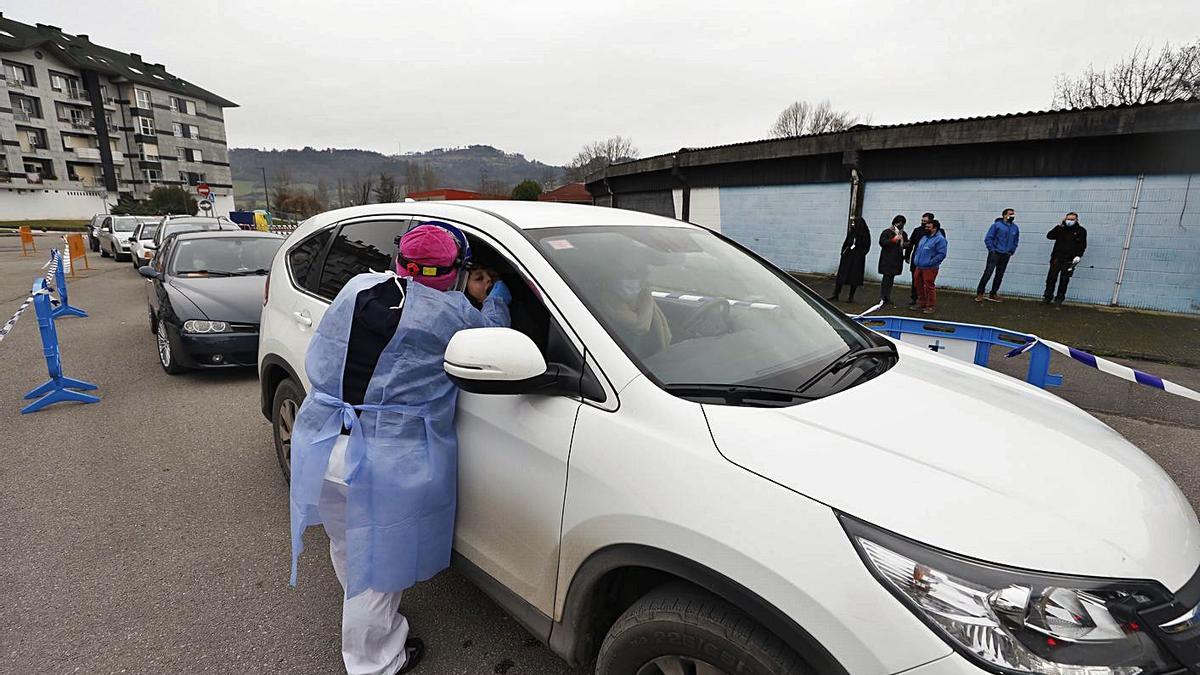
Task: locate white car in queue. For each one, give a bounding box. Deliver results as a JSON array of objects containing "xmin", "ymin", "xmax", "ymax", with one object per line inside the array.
[
  {"xmin": 128, "ymin": 218, "xmax": 161, "ymax": 268},
  {"xmin": 258, "ymin": 202, "xmax": 1200, "ymax": 675}
]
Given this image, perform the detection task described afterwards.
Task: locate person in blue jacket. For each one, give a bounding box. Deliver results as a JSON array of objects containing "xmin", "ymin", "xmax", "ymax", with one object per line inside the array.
[
  {"xmin": 912, "ymin": 219, "xmax": 947, "ymax": 314},
  {"xmin": 289, "ymin": 222, "xmax": 511, "ymax": 675},
  {"xmin": 975, "ymin": 208, "xmax": 1020, "ymax": 303}
]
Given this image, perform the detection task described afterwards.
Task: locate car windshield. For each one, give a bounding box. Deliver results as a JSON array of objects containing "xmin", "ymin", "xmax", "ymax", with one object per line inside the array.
[
  {"xmin": 113, "ymin": 217, "xmax": 140, "ymax": 232},
  {"xmin": 170, "ymin": 237, "xmax": 282, "ymax": 276},
  {"xmin": 536, "ymin": 226, "xmax": 875, "ymax": 392}
]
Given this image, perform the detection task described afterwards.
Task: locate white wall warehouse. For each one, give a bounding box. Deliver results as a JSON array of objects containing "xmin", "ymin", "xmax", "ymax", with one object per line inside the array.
[{"xmin": 669, "ymin": 174, "xmax": 1200, "ymax": 315}]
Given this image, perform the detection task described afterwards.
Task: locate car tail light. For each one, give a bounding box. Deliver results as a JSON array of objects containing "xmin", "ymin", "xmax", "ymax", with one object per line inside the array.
[{"xmin": 263, "ymin": 270, "xmax": 271, "ymax": 306}]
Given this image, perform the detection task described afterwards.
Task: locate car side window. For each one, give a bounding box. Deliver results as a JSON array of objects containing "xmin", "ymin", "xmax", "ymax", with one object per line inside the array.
[
  {"xmin": 315, "ymin": 220, "xmax": 411, "ymax": 300},
  {"xmin": 102, "ymin": 217, "xmax": 112, "ymax": 232},
  {"xmin": 287, "ymin": 229, "xmax": 331, "ymax": 292}
]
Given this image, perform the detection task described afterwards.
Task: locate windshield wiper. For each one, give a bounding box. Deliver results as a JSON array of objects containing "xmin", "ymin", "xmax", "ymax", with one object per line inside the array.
[
  {"xmin": 174, "ymin": 269, "xmax": 235, "ymax": 277},
  {"xmin": 794, "ymin": 345, "xmax": 897, "ymax": 394},
  {"xmin": 664, "ymin": 383, "xmax": 817, "ymax": 406},
  {"xmin": 229, "ymin": 268, "xmax": 270, "ymax": 276}
]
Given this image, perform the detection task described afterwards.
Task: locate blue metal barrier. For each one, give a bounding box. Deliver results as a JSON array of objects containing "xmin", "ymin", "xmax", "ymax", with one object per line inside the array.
[
  {"xmin": 21, "ymin": 278, "xmax": 99, "ymax": 414},
  {"xmin": 50, "ymin": 249, "xmax": 87, "ymax": 319},
  {"xmin": 856, "ymin": 315, "xmax": 1063, "ymax": 389}
]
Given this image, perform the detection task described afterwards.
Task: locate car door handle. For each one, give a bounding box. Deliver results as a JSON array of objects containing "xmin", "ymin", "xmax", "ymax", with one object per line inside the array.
[{"xmin": 293, "ymin": 311, "xmax": 313, "ymax": 327}]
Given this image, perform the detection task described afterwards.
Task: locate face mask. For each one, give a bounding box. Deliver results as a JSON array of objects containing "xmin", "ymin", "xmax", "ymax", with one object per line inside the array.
[
  {"xmin": 615, "ymin": 279, "xmax": 641, "ymax": 299},
  {"xmin": 1065, "ymin": 219, "xmax": 1077, "ymax": 226},
  {"xmin": 1005, "ymin": 216, "xmax": 1015, "ymax": 223}
]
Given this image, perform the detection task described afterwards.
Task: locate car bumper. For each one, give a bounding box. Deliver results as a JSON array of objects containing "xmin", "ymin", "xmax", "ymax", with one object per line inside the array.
[{"xmin": 175, "ymin": 330, "xmax": 259, "ymax": 368}]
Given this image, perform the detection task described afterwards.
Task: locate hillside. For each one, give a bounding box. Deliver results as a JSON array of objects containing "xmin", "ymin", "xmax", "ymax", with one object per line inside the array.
[{"xmin": 229, "ymin": 145, "xmax": 565, "ymax": 208}]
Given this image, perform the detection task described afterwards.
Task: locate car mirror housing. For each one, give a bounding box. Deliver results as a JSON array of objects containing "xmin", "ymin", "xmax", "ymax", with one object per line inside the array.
[
  {"xmin": 444, "ymin": 328, "xmax": 570, "ymax": 396},
  {"xmin": 138, "ymin": 266, "xmax": 159, "ymax": 279}
]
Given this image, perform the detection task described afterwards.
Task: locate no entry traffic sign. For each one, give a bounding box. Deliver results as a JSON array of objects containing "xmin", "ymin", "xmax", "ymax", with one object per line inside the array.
[{"xmin": 196, "ymin": 183, "xmax": 211, "ymax": 197}]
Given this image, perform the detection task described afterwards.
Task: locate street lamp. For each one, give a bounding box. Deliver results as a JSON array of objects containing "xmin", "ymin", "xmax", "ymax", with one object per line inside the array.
[{"xmin": 260, "ymin": 167, "xmax": 271, "ymax": 214}]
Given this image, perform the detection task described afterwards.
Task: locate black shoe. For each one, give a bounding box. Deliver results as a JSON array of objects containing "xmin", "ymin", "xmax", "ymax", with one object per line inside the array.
[
  {"xmin": 397, "ymin": 637, "xmax": 426, "ymax": 673},
  {"xmin": 1053, "ymin": 299, "xmax": 1064, "ymax": 307},
  {"xmin": 827, "ymin": 295, "xmax": 840, "ymax": 302},
  {"xmin": 1041, "ymin": 298, "xmax": 1052, "ymax": 305}
]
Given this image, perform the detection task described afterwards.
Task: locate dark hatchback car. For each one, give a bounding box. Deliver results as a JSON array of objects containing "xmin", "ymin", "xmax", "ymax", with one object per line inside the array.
[
  {"xmin": 140, "ymin": 230, "xmax": 284, "ymax": 374},
  {"xmin": 152, "ymin": 216, "xmax": 241, "ymax": 250}
]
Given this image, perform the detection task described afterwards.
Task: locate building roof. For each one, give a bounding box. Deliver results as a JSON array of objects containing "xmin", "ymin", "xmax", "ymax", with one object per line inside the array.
[
  {"xmin": 407, "ymin": 188, "xmax": 509, "ymax": 200},
  {"xmin": 592, "ymin": 98, "xmax": 1200, "ymax": 180},
  {"xmin": 538, "ymin": 182, "xmax": 591, "ymax": 203},
  {"xmin": 0, "ymin": 13, "xmax": 237, "ymax": 107}
]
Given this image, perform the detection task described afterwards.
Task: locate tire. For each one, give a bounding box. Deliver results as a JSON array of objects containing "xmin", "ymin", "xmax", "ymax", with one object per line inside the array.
[
  {"xmin": 100, "ymin": 244, "xmax": 110, "ymax": 258},
  {"xmin": 272, "ymin": 378, "xmax": 304, "ymax": 483},
  {"xmin": 157, "ymin": 320, "xmax": 187, "ymax": 375},
  {"xmin": 90, "ymin": 236, "xmax": 99, "ymax": 252},
  {"xmin": 596, "ymin": 584, "xmax": 809, "ymax": 675}
]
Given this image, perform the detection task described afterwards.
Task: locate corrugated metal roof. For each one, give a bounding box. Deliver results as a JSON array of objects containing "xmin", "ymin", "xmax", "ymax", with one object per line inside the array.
[{"xmin": 619, "ymin": 98, "xmax": 1199, "ymax": 167}]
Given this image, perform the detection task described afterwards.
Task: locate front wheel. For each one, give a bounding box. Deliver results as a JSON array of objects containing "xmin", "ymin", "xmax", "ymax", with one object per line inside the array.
[
  {"xmin": 100, "ymin": 244, "xmax": 110, "ymax": 258},
  {"xmin": 272, "ymin": 378, "xmax": 304, "ymax": 482},
  {"xmin": 157, "ymin": 321, "xmax": 187, "ymax": 375},
  {"xmin": 596, "ymin": 584, "xmax": 809, "ymax": 675}
]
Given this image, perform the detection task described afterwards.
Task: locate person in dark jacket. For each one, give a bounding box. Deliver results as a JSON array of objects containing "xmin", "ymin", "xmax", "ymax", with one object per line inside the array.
[
  {"xmin": 828, "ymin": 216, "xmax": 871, "ymax": 302},
  {"xmin": 905, "ymin": 212, "xmax": 935, "ymax": 309},
  {"xmin": 1043, "ymin": 212, "xmax": 1088, "ymax": 306},
  {"xmin": 877, "ymin": 215, "xmax": 908, "ymax": 305},
  {"xmin": 975, "ymin": 208, "xmax": 1020, "ymax": 303},
  {"xmin": 912, "ymin": 219, "xmax": 948, "ymax": 314}
]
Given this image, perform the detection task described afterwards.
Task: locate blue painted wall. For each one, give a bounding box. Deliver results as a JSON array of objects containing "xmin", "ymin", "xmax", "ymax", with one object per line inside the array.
[{"xmin": 716, "ymin": 174, "xmax": 1200, "ymax": 314}]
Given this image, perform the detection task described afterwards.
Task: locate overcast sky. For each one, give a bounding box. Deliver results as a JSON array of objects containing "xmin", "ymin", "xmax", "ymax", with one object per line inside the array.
[{"xmin": 19, "ymin": 1, "xmax": 1200, "ymax": 165}]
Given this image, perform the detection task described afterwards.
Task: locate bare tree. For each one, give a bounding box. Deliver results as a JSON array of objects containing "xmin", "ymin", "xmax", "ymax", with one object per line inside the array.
[
  {"xmin": 1053, "ymin": 39, "xmax": 1200, "ymax": 108},
  {"xmin": 315, "ymin": 178, "xmax": 331, "ymax": 211},
  {"xmin": 335, "ymin": 177, "xmax": 350, "ymax": 208},
  {"xmin": 566, "ymin": 136, "xmax": 639, "ymax": 181},
  {"xmin": 270, "ymin": 166, "xmax": 293, "ymax": 210},
  {"xmin": 769, "ymin": 99, "xmax": 865, "ymax": 138}
]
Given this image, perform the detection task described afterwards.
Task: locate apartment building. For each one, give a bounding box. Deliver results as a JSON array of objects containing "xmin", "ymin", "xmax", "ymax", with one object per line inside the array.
[{"xmin": 0, "ymin": 14, "xmax": 237, "ymax": 219}]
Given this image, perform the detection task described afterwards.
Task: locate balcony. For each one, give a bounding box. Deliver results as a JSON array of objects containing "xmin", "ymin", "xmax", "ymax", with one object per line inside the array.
[
  {"xmin": 74, "ymin": 147, "xmax": 102, "ymax": 161},
  {"xmin": 7, "ymin": 80, "xmax": 31, "ymax": 91},
  {"xmin": 65, "ymin": 88, "xmax": 91, "ymax": 103},
  {"xmin": 13, "ymin": 110, "xmax": 32, "ymax": 122},
  {"xmin": 71, "ymin": 119, "xmax": 96, "ymax": 131},
  {"xmin": 69, "ymin": 176, "xmax": 104, "ymax": 188}
]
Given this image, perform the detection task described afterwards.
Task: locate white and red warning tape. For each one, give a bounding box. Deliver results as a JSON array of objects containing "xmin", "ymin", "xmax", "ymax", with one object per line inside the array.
[{"xmin": 1007, "ymin": 337, "xmax": 1200, "ymax": 403}]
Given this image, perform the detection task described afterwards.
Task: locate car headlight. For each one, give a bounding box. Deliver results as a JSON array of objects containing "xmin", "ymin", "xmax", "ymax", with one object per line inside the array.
[
  {"xmin": 182, "ymin": 320, "xmax": 229, "ymax": 334},
  {"xmin": 841, "ymin": 516, "xmax": 1180, "ymax": 674}
]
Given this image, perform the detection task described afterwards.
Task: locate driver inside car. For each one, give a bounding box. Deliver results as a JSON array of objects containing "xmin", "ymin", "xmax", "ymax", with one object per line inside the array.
[{"xmin": 594, "ymin": 267, "xmax": 672, "ymax": 357}]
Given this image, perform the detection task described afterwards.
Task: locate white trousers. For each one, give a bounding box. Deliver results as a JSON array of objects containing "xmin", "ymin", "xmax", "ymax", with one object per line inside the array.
[{"xmin": 321, "ymin": 436, "xmax": 410, "ymax": 675}]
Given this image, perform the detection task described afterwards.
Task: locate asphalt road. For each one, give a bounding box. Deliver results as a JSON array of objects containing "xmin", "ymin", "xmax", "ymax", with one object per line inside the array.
[{"xmin": 0, "ymin": 234, "xmax": 1197, "ymax": 674}]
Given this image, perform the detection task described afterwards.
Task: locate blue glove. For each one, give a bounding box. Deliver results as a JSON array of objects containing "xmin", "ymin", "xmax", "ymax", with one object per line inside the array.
[{"xmin": 489, "ymin": 279, "xmax": 512, "ymax": 305}]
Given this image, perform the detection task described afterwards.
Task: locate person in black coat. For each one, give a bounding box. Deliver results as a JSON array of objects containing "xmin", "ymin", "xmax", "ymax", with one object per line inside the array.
[
  {"xmin": 877, "ymin": 215, "xmax": 908, "ymax": 305},
  {"xmin": 1043, "ymin": 212, "xmax": 1088, "ymax": 306},
  {"xmin": 829, "ymin": 216, "xmax": 871, "ymax": 302}
]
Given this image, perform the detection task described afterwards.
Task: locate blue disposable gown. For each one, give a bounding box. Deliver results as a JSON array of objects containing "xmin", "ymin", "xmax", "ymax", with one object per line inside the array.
[{"xmin": 290, "ymin": 271, "xmax": 510, "ymax": 597}]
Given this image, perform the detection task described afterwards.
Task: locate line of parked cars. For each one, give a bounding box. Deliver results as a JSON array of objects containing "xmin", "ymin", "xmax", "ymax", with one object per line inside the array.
[{"xmin": 87, "ymin": 214, "xmax": 284, "ymax": 375}]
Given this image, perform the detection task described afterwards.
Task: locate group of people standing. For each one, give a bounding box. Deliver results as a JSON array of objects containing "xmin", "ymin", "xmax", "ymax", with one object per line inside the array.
[{"xmin": 829, "ymin": 209, "xmax": 1089, "ymax": 313}]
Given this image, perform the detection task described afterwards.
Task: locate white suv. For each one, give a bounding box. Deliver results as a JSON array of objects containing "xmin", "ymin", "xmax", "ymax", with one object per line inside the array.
[{"xmin": 259, "ymin": 202, "xmax": 1200, "ymax": 675}]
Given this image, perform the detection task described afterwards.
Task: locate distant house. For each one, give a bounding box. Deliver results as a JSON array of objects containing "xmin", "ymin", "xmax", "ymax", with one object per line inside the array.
[
  {"xmin": 538, "ymin": 182, "xmax": 590, "ymax": 204},
  {"xmin": 406, "ymin": 188, "xmax": 507, "ymax": 201}
]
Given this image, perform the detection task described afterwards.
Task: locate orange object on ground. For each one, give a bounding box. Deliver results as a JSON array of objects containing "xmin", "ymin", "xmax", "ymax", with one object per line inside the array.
[
  {"xmin": 65, "ymin": 233, "xmax": 89, "ymax": 275},
  {"xmin": 19, "ymin": 226, "xmax": 35, "ymax": 256}
]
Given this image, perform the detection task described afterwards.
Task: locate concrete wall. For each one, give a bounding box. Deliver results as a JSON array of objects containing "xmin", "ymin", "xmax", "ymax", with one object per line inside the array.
[
  {"xmin": 0, "ymin": 189, "xmax": 108, "ymax": 220},
  {"xmin": 716, "ymin": 183, "xmax": 850, "ymax": 275},
  {"xmin": 669, "ymin": 174, "xmax": 1199, "ymax": 314}
]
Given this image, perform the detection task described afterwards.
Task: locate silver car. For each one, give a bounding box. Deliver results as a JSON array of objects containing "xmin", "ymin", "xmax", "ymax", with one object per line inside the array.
[{"xmin": 98, "ymin": 215, "xmax": 156, "ymax": 262}]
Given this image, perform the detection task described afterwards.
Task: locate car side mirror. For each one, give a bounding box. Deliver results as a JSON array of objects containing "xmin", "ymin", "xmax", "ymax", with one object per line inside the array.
[
  {"xmin": 127, "ymin": 236, "xmax": 136, "ymax": 242},
  {"xmin": 444, "ymin": 328, "xmax": 570, "ymax": 396},
  {"xmin": 138, "ymin": 266, "xmax": 159, "ymax": 279}
]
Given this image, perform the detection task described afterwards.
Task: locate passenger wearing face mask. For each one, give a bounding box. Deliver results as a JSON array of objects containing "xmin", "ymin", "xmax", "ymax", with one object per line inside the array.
[
  {"xmin": 597, "ymin": 274, "xmax": 672, "ymax": 357},
  {"xmin": 1044, "ymin": 212, "xmax": 1088, "ymax": 306},
  {"xmin": 975, "ymin": 208, "xmax": 1020, "ymax": 303}
]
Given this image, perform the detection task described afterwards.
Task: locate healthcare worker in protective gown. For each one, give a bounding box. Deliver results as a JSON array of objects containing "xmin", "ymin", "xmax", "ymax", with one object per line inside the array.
[{"xmin": 289, "ymin": 222, "xmax": 511, "ymax": 675}]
